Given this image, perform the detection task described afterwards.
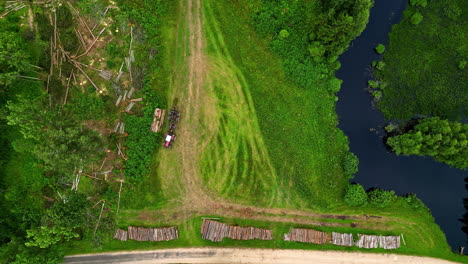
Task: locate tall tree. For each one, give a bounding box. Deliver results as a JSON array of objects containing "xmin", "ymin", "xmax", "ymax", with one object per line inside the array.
[{"xmin": 387, "ymin": 117, "xmax": 468, "ymax": 169}]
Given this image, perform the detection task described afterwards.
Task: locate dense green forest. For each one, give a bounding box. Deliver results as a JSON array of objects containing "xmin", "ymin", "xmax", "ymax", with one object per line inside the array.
[{"xmin": 374, "ymin": 0, "xmax": 467, "ymax": 120}]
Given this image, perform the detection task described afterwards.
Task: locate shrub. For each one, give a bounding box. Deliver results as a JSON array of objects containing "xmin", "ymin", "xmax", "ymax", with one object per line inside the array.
[
  {"xmin": 344, "ymin": 184, "xmax": 367, "ymax": 206},
  {"xmin": 372, "ymin": 90, "xmax": 382, "ymax": 100},
  {"xmin": 405, "ymin": 194, "xmax": 429, "ymax": 211},
  {"xmin": 368, "ymin": 80, "xmax": 379, "ymax": 88},
  {"xmin": 411, "ymin": 12, "xmax": 423, "ymax": 25},
  {"xmin": 278, "ymin": 29, "xmax": 289, "ymax": 39},
  {"xmin": 375, "ymin": 61, "xmax": 385, "ymax": 70},
  {"xmin": 375, "ymin": 44, "xmax": 385, "ymax": 54},
  {"xmin": 343, "ymin": 152, "xmax": 359, "ymax": 179},
  {"xmin": 410, "ymin": 0, "xmax": 428, "ymax": 8},
  {"xmin": 368, "ymin": 189, "xmax": 397, "ymax": 207}
]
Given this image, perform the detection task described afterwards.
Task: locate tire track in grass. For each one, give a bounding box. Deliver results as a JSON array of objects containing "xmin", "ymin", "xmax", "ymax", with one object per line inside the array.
[{"xmin": 199, "ymin": 0, "xmax": 285, "ymax": 206}]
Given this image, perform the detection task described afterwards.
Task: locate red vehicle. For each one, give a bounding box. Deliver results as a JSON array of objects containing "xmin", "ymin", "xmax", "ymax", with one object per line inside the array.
[{"xmin": 164, "ymin": 133, "xmax": 176, "ymax": 148}]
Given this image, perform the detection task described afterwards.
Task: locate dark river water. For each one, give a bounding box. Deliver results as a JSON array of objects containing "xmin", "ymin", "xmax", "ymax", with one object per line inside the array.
[{"xmin": 336, "ymin": 0, "xmax": 467, "ymax": 251}]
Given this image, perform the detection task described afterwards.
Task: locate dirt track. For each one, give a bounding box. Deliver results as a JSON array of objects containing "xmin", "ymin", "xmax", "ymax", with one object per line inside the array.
[{"xmin": 65, "ymin": 248, "xmax": 461, "ymax": 264}]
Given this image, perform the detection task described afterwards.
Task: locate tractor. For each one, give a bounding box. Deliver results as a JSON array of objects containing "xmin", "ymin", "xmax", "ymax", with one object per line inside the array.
[{"xmin": 164, "ymin": 106, "xmax": 180, "ymax": 148}]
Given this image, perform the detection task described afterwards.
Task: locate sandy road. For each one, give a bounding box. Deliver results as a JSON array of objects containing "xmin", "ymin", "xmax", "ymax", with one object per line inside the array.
[{"xmin": 65, "ymin": 248, "xmax": 461, "ymax": 264}]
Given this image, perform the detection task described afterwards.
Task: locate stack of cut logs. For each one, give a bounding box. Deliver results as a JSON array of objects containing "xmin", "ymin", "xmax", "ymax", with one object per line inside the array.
[
  {"xmin": 201, "ymin": 220, "xmax": 272, "ymax": 242},
  {"xmin": 332, "ymin": 232, "xmax": 354, "ymax": 247},
  {"xmin": 379, "ymin": 235, "xmax": 401, "ymax": 249},
  {"xmin": 356, "ymin": 234, "xmax": 379, "ymax": 248},
  {"xmin": 227, "ymin": 225, "xmax": 272, "ymax": 241},
  {"xmin": 113, "ymin": 226, "xmax": 178, "ymax": 242},
  {"xmin": 283, "ymin": 228, "xmax": 330, "ymax": 244},
  {"xmin": 113, "ymin": 228, "xmax": 128, "ymax": 241}
]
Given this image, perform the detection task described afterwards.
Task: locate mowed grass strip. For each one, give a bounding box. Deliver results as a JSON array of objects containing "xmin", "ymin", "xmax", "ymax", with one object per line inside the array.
[
  {"xmin": 198, "ymin": 0, "xmax": 291, "ymax": 207},
  {"xmin": 203, "ymin": 0, "xmax": 350, "ymax": 208}
]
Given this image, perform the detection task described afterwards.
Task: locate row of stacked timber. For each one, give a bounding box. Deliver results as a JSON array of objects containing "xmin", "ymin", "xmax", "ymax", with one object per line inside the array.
[
  {"xmin": 113, "ymin": 228, "xmax": 128, "ymax": 241},
  {"xmin": 113, "ymin": 226, "xmax": 178, "ymax": 242},
  {"xmin": 356, "ymin": 234, "xmax": 379, "ymax": 248},
  {"xmin": 284, "ymin": 228, "xmax": 330, "ymax": 244},
  {"xmin": 355, "ymin": 234, "xmax": 401, "ymax": 249},
  {"xmin": 201, "ymin": 220, "xmax": 272, "ymax": 242},
  {"xmin": 283, "ymin": 229, "xmax": 401, "ymax": 250},
  {"xmin": 332, "ymin": 232, "xmax": 354, "ymax": 247}
]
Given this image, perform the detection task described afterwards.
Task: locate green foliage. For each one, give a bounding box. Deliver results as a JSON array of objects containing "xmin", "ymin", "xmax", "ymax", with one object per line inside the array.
[
  {"xmin": 368, "ymin": 189, "xmax": 397, "ymax": 207},
  {"xmin": 123, "ymin": 89, "xmax": 161, "ymax": 184},
  {"xmin": 278, "ymin": 29, "xmax": 289, "ymax": 39},
  {"xmin": 368, "ymin": 80, "xmax": 379, "ymax": 88},
  {"xmin": 410, "ymin": 0, "xmax": 428, "ymax": 8},
  {"xmin": 375, "ymin": 61, "xmax": 385, "ymax": 70},
  {"xmin": 405, "ymin": 194, "xmax": 429, "ymax": 210},
  {"xmin": 385, "ymin": 123, "xmax": 397, "ymax": 133},
  {"xmin": 0, "ymin": 31, "xmax": 30, "ymax": 85},
  {"xmin": 377, "ymin": 0, "xmax": 467, "ymax": 120},
  {"xmin": 48, "ymin": 192, "xmax": 89, "ymax": 229},
  {"xmin": 344, "ymin": 184, "xmax": 367, "ymax": 206},
  {"xmin": 342, "ymin": 152, "xmax": 359, "ymax": 179},
  {"xmin": 7, "ymin": 97, "xmax": 103, "ymax": 176},
  {"xmin": 67, "ymin": 93, "xmax": 105, "ymax": 121},
  {"xmin": 372, "ymin": 90, "xmax": 382, "ymax": 100},
  {"xmin": 375, "ymin": 44, "xmax": 385, "ymax": 54},
  {"xmin": 11, "ymin": 246, "xmax": 63, "ymax": 264},
  {"xmin": 410, "ymin": 12, "xmax": 423, "ymax": 25},
  {"xmin": 25, "ymin": 226, "xmax": 79, "ymax": 249},
  {"xmin": 387, "ymin": 117, "xmax": 468, "ymax": 169}
]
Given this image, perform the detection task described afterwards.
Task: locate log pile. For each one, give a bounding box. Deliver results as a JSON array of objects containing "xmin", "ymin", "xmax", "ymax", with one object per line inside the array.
[
  {"xmin": 113, "ymin": 226, "xmax": 178, "ymax": 242},
  {"xmin": 201, "ymin": 220, "xmax": 229, "ymax": 242},
  {"xmin": 356, "ymin": 234, "xmax": 379, "ymax": 249},
  {"xmin": 201, "ymin": 220, "xmax": 272, "ymax": 242},
  {"xmin": 227, "ymin": 226, "xmax": 272, "ymax": 241},
  {"xmin": 151, "ymin": 108, "xmax": 165, "ymax": 133},
  {"xmin": 113, "ymin": 228, "xmax": 128, "ymax": 241},
  {"xmin": 379, "ymin": 235, "xmax": 400, "ymax": 249},
  {"xmin": 332, "ymin": 232, "xmax": 354, "ymax": 247},
  {"xmin": 283, "ymin": 228, "xmax": 330, "ymax": 244}
]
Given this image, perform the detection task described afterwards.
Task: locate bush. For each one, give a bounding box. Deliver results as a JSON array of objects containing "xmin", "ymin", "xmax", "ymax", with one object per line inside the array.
[
  {"xmin": 372, "ymin": 90, "xmax": 382, "ymax": 100},
  {"xmin": 368, "ymin": 189, "xmax": 397, "ymax": 207},
  {"xmin": 344, "ymin": 184, "xmax": 367, "ymax": 206},
  {"xmin": 368, "ymin": 80, "xmax": 379, "ymax": 88},
  {"xmin": 343, "ymin": 152, "xmax": 359, "ymax": 179},
  {"xmin": 405, "ymin": 194, "xmax": 429, "ymax": 211},
  {"xmin": 410, "ymin": 0, "xmax": 428, "ymax": 8},
  {"xmin": 375, "ymin": 44, "xmax": 385, "ymax": 54},
  {"xmin": 411, "ymin": 12, "xmax": 423, "ymax": 25}
]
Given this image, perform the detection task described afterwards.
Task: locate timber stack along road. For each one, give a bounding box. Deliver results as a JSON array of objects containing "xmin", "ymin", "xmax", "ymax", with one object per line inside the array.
[{"xmin": 64, "ymin": 248, "xmax": 462, "ymax": 264}]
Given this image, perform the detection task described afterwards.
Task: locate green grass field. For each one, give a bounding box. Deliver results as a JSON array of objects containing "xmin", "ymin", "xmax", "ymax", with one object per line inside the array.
[{"xmin": 197, "ymin": 0, "xmax": 350, "ymax": 208}]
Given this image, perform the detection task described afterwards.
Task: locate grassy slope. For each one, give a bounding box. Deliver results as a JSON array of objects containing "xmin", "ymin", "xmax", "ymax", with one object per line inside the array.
[
  {"xmin": 377, "ymin": 0, "xmax": 467, "ymax": 120},
  {"xmin": 201, "ymin": 0, "xmax": 350, "ymax": 208}
]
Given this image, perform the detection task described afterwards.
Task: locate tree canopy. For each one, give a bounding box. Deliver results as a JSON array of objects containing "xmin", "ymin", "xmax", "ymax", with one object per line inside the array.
[{"xmin": 387, "ymin": 117, "xmax": 468, "ymax": 169}]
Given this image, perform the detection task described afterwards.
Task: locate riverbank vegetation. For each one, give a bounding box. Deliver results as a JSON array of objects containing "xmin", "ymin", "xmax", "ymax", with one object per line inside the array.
[
  {"xmin": 387, "ymin": 118, "xmax": 467, "ymax": 169},
  {"xmin": 374, "ymin": 0, "xmax": 467, "ymax": 121}
]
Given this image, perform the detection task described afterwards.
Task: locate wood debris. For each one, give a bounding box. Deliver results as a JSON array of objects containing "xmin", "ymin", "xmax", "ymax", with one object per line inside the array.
[
  {"xmin": 332, "ymin": 232, "xmax": 354, "ymax": 247},
  {"xmin": 99, "ymin": 70, "xmax": 113, "ymax": 80},
  {"xmin": 201, "ymin": 220, "xmax": 272, "ymax": 242},
  {"xmin": 283, "ymin": 228, "xmax": 330, "ymax": 244},
  {"xmin": 125, "ymin": 102, "xmax": 135, "ymax": 112}
]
